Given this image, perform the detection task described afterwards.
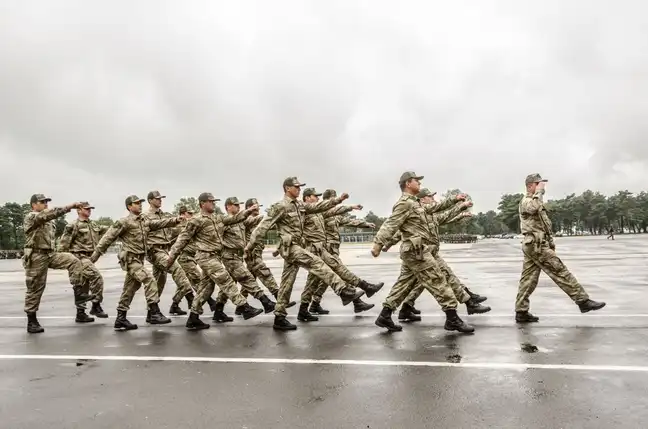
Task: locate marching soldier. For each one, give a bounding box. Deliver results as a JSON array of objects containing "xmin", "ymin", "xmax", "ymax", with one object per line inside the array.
[
  {"xmin": 58, "ymin": 201, "xmax": 109, "ymax": 322},
  {"xmin": 23, "ymin": 194, "xmax": 92, "ymax": 333}
]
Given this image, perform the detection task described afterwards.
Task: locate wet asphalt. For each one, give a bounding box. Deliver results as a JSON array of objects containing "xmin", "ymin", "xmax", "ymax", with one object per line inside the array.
[{"xmin": 0, "ymin": 235, "xmax": 646, "ymax": 428}]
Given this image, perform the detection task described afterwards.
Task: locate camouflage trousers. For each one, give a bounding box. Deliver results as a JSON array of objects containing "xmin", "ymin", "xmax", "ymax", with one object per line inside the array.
[
  {"xmin": 190, "ymin": 251, "xmax": 247, "ymax": 315},
  {"xmin": 383, "ymin": 245, "xmax": 458, "ymax": 311},
  {"xmin": 244, "ymin": 249, "xmax": 279, "ymax": 296},
  {"xmin": 311, "ymin": 242, "xmax": 341, "ymax": 303},
  {"xmin": 301, "ymin": 242, "xmax": 360, "ymax": 305},
  {"xmin": 117, "ymin": 252, "xmax": 160, "ymax": 312},
  {"xmin": 73, "ymin": 253, "xmax": 105, "ymax": 310},
  {"xmin": 215, "ymin": 252, "xmax": 264, "ymax": 305},
  {"xmin": 275, "ymin": 244, "xmax": 352, "ymax": 317},
  {"xmin": 516, "ymin": 241, "xmax": 589, "ymax": 312},
  {"xmin": 402, "ymin": 254, "xmax": 471, "ymax": 307},
  {"xmin": 147, "ymin": 247, "xmax": 193, "ymax": 304},
  {"xmin": 178, "ymin": 253, "xmax": 202, "ymax": 293},
  {"xmin": 23, "ymin": 250, "xmax": 84, "ymax": 313}
]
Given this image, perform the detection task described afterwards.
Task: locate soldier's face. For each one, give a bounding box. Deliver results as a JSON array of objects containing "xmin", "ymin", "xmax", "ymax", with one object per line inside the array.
[
  {"xmin": 149, "ymin": 198, "xmax": 162, "ymax": 209},
  {"xmin": 227, "ymin": 204, "xmax": 240, "ymax": 215},
  {"xmin": 407, "ymin": 179, "xmax": 421, "ymax": 194},
  {"xmin": 78, "ymin": 208, "xmax": 91, "ymax": 218},
  {"xmin": 527, "ymin": 182, "xmax": 538, "ymax": 193},
  {"xmin": 286, "ymin": 185, "xmax": 301, "ymax": 199},
  {"xmin": 202, "ymin": 200, "xmax": 215, "ymax": 213},
  {"xmin": 129, "ymin": 202, "xmax": 142, "ymax": 215},
  {"xmin": 421, "ymin": 196, "xmax": 433, "ymax": 204},
  {"xmin": 181, "ymin": 212, "xmax": 193, "ymax": 220},
  {"xmin": 32, "ymin": 201, "xmax": 47, "ymax": 212},
  {"xmin": 305, "ymin": 195, "xmax": 318, "ymax": 203}
]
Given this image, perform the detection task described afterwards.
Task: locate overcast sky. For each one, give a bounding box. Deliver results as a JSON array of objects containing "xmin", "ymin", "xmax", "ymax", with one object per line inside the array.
[{"xmin": 1, "ymin": 0, "xmax": 648, "ymax": 220}]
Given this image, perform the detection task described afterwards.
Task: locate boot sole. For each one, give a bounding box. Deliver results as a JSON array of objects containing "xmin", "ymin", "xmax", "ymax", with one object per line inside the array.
[
  {"xmin": 186, "ymin": 324, "xmax": 210, "ymax": 331},
  {"xmin": 273, "ymin": 324, "xmax": 297, "ymax": 331},
  {"xmin": 364, "ymin": 282, "xmax": 385, "ymax": 298},
  {"xmin": 297, "ymin": 316, "xmax": 319, "ymax": 322},
  {"xmin": 472, "ymin": 296, "xmax": 488, "ymax": 303},
  {"xmin": 516, "ymin": 319, "xmax": 539, "ymax": 323},
  {"xmin": 169, "ymin": 312, "xmax": 188, "ymax": 316},
  {"xmin": 398, "ymin": 316, "xmax": 421, "ymax": 322},
  {"xmin": 114, "ymin": 325, "xmax": 138, "ymax": 331},
  {"xmin": 75, "ymin": 319, "xmax": 95, "ymax": 323},
  {"xmin": 444, "ymin": 325, "xmax": 475, "ymax": 333},
  {"xmin": 212, "ymin": 318, "xmax": 234, "ymax": 323},
  {"xmin": 467, "ymin": 306, "xmax": 491, "ymax": 315},
  {"xmin": 354, "ymin": 304, "xmax": 375, "ymax": 313},
  {"xmin": 149, "ymin": 319, "xmax": 172, "ymax": 325},
  {"xmin": 341, "ymin": 290, "xmax": 365, "ymax": 306},
  {"xmin": 243, "ymin": 308, "xmax": 264, "ymax": 320},
  {"xmin": 27, "ymin": 329, "xmax": 45, "ymax": 334},
  {"xmin": 375, "ymin": 318, "xmax": 403, "ymax": 332},
  {"xmin": 580, "ymin": 303, "xmax": 606, "ymax": 313}
]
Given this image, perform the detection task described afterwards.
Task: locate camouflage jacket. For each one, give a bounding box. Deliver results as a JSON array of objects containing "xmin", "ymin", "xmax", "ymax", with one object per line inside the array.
[
  {"xmin": 94, "ymin": 213, "xmax": 180, "ymax": 256},
  {"xmin": 23, "ymin": 207, "xmax": 71, "ymax": 250},
  {"xmin": 244, "ymin": 215, "xmax": 263, "ymax": 249},
  {"xmin": 247, "ymin": 195, "xmax": 344, "ymax": 250},
  {"xmin": 325, "ymin": 213, "xmax": 374, "ymax": 245},
  {"xmin": 373, "ymin": 193, "xmax": 459, "ymax": 249},
  {"xmin": 169, "ymin": 208, "xmax": 254, "ymax": 258},
  {"xmin": 58, "ymin": 219, "xmax": 109, "ymax": 253},
  {"xmin": 222, "ymin": 214, "xmax": 262, "ymax": 252},
  {"xmin": 143, "ymin": 207, "xmax": 176, "ymax": 246},
  {"xmin": 519, "ymin": 189, "xmax": 552, "ymax": 238},
  {"xmin": 303, "ymin": 205, "xmax": 353, "ymax": 246},
  {"xmin": 169, "ymin": 219, "xmax": 197, "ymax": 257}
]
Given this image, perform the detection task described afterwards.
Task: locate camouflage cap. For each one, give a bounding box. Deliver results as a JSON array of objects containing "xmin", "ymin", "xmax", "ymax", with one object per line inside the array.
[
  {"xmin": 525, "ymin": 173, "xmax": 548, "ymax": 184},
  {"xmin": 399, "ymin": 171, "xmax": 424, "ymax": 184},
  {"xmin": 322, "ymin": 189, "xmax": 337, "ymax": 200},
  {"xmin": 302, "ymin": 188, "xmax": 322, "ymax": 198},
  {"xmin": 79, "ymin": 201, "xmax": 95, "ymax": 209},
  {"xmin": 283, "ymin": 176, "xmax": 306, "ymax": 188},
  {"xmin": 147, "ymin": 190, "xmax": 166, "ymax": 200},
  {"xmin": 245, "ymin": 198, "xmax": 263, "ymax": 209},
  {"xmin": 224, "ymin": 196, "xmax": 243, "ymax": 206},
  {"xmin": 30, "ymin": 193, "xmax": 52, "ymax": 204},
  {"xmin": 416, "ymin": 188, "xmax": 436, "ymax": 199},
  {"xmin": 198, "ymin": 192, "xmax": 220, "ymax": 202},
  {"xmin": 178, "ymin": 205, "xmax": 193, "ymax": 214},
  {"xmin": 125, "ymin": 195, "xmax": 145, "ymax": 206}
]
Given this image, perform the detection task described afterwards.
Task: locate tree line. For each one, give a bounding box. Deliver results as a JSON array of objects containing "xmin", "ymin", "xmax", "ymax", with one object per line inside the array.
[{"xmin": 1, "ymin": 190, "xmax": 644, "ymax": 250}]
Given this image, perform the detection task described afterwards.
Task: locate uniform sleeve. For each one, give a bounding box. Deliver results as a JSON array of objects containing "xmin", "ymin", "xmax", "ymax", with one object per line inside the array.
[
  {"xmin": 434, "ymin": 203, "xmax": 467, "ymax": 225},
  {"xmin": 374, "ymin": 200, "xmax": 410, "ymax": 247},
  {"xmin": 58, "ymin": 224, "xmax": 75, "ymax": 252},
  {"xmin": 244, "ymin": 215, "xmax": 263, "ymax": 228},
  {"xmin": 94, "ymin": 220, "xmax": 125, "ymax": 255},
  {"xmin": 149, "ymin": 216, "xmax": 181, "ymax": 231},
  {"xmin": 383, "ymin": 230, "xmax": 403, "ymax": 249},
  {"xmin": 323, "ymin": 205, "xmax": 353, "ymax": 219},
  {"xmin": 303, "ymin": 196, "xmax": 343, "ymax": 214},
  {"xmin": 422, "ymin": 197, "xmax": 457, "ymax": 214},
  {"xmin": 443, "ymin": 212, "xmax": 470, "ymax": 225},
  {"xmin": 519, "ymin": 189, "xmax": 545, "ymax": 215},
  {"xmin": 169, "ymin": 218, "xmax": 201, "ymax": 258},
  {"xmin": 25, "ymin": 207, "xmax": 70, "ymax": 231},
  {"xmin": 223, "ymin": 208, "xmax": 253, "ymax": 225},
  {"xmin": 247, "ymin": 204, "xmax": 285, "ymax": 249},
  {"xmin": 339, "ymin": 215, "xmax": 374, "ymax": 228}
]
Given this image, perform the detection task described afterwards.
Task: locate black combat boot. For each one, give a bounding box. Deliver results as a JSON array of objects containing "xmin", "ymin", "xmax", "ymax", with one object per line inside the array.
[
  {"xmin": 272, "ymin": 291, "xmax": 295, "ymax": 308},
  {"xmin": 239, "ymin": 303, "xmax": 264, "ymax": 320},
  {"xmin": 297, "ymin": 303, "xmax": 319, "ymax": 322},
  {"xmin": 114, "ymin": 310, "xmax": 138, "ymax": 331},
  {"xmin": 466, "ymin": 298, "xmax": 491, "ymax": 315},
  {"xmin": 515, "ymin": 311, "xmax": 539, "ymax": 323},
  {"xmin": 169, "ymin": 301, "xmax": 187, "ymax": 316},
  {"xmin": 234, "ymin": 305, "xmax": 244, "ymax": 316},
  {"xmin": 309, "ymin": 301, "xmax": 329, "ymax": 315},
  {"xmin": 259, "ymin": 295, "xmax": 276, "ymax": 313},
  {"xmin": 578, "ymin": 299, "xmax": 606, "ymax": 313},
  {"xmin": 398, "ymin": 303, "xmax": 421, "ymax": 322},
  {"xmin": 340, "ymin": 288, "xmax": 365, "ymax": 306},
  {"xmin": 185, "ymin": 292, "xmax": 194, "ymax": 309},
  {"xmin": 73, "ymin": 286, "xmax": 94, "ymax": 306},
  {"xmin": 444, "ymin": 309, "xmax": 474, "ymax": 333},
  {"xmin": 410, "ymin": 305, "xmax": 421, "ymax": 315},
  {"xmin": 145, "ymin": 309, "xmax": 151, "ymax": 323},
  {"xmin": 207, "ymin": 297, "xmax": 218, "ymax": 312},
  {"xmin": 357, "ymin": 279, "xmax": 385, "ymax": 298},
  {"xmin": 147, "ymin": 303, "xmax": 171, "ymax": 324},
  {"xmin": 273, "ymin": 315, "xmax": 297, "ymax": 331},
  {"xmin": 375, "ymin": 306, "xmax": 403, "ymax": 332},
  {"xmin": 90, "ymin": 302, "xmax": 108, "ymax": 318},
  {"xmin": 464, "ymin": 287, "xmax": 487, "ymax": 303},
  {"xmin": 212, "ymin": 302, "xmax": 234, "ymax": 323},
  {"xmin": 75, "ymin": 308, "xmax": 95, "ymax": 323},
  {"xmin": 353, "ymin": 298, "xmax": 374, "ymax": 313},
  {"xmin": 186, "ymin": 311, "xmax": 210, "ymax": 331},
  {"xmin": 26, "ymin": 312, "xmax": 44, "ymax": 334}
]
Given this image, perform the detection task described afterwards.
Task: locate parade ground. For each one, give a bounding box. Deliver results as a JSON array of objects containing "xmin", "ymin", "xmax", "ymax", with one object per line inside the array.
[{"xmin": 0, "ymin": 235, "xmax": 646, "ymax": 428}]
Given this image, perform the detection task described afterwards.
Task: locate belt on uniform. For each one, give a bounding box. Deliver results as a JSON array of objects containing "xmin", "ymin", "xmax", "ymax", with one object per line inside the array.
[
  {"xmin": 150, "ymin": 244, "xmax": 171, "ymax": 251},
  {"xmin": 221, "ymin": 248, "xmax": 244, "ymax": 257},
  {"xmin": 72, "ymin": 251, "xmax": 93, "ymax": 257},
  {"xmin": 26, "ymin": 248, "xmax": 52, "ymax": 254}
]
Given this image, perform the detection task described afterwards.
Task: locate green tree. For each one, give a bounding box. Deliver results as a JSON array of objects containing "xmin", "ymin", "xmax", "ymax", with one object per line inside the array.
[
  {"xmin": 364, "ymin": 211, "xmax": 385, "ymax": 230},
  {"xmin": 173, "ymin": 197, "xmax": 222, "ymax": 215},
  {"xmin": 95, "ymin": 217, "xmax": 115, "ymax": 227}
]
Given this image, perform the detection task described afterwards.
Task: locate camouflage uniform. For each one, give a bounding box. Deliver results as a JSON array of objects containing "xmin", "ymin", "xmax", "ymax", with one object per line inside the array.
[
  {"xmin": 169, "ymin": 220, "xmax": 202, "ymax": 293},
  {"xmin": 310, "ymin": 188, "xmax": 377, "ymax": 311},
  {"xmin": 515, "ymin": 174, "xmax": 605, "ymax": 321},
  {"xmin": 214, "ymin": 197, "xmax": 274, "ymax": 313},
  {"xmin": 22, "ymin": 195, "xmax": 88, "ymax": 320},
  {"xmin": 245, "ymin": 177, "xmax": 364, "ymax": 330},
  {"xmin": 143, "ymin": 191, "xmax": 193, "ymax": 312},
  {"xmin": 373, "ymin": 172, "xmax": 474, "ymax": 333},
  {"xmin": 58, "ymin": 203, "xmax": 109, "ymax": 318},
  {"xmin": 168, "ymin": 193, "xmax": 263, "ymax": 322},
  {"xmin": 242, "ymin": 200, "xmax": 280, "ymax": 296}
]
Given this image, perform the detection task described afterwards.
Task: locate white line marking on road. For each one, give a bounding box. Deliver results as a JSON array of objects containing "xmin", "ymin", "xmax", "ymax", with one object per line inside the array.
[
  {"xmin": 0, "ymin": 354, "xmax": 647, "ymax": 372},
  {"xmin": 0, "ymin": 313, "xmax": 644, "ymax": 319}
]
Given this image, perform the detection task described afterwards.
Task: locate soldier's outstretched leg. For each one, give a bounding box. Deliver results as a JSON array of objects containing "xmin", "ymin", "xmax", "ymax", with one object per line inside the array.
[
  {"xmin": 246, "ymin": 251, "xmax": 295, "ymax": 308},
  {"xmin": 222, "ymin": 256, "xmax": 275, "ymax": 313},
  {"xmin": 178, "ymin": 256, "xmax": 217, "ymax": 313},
  {"xmin": 148, "ymin": 249, "xmax": 194, "ymax": 316}
]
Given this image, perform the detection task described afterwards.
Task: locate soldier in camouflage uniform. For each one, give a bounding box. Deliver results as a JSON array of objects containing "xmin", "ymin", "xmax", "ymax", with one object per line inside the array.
[
  {"xmin": 90, "ymin": 195, "xmax": 179, "ymax": 331},
  {"xmin": 170, "ymin": 206, "xmax": 219, "ymax": 314},
  {"xmin": 240, "ymin": 198, "xmax": 296, "ymax": 311},
  {"xmin": 168, "ymin": 192, "xmax": 264, "ymax": 330},
  {"xmin": 144, "ymin": 191, "xmax": 194, "ymax": 316},
  {"xmin": 245, "ymin": 177, "xmax": 366, "ymax": 331},
  {"xmin": 308, "ymin": 188, "xmax": 376, "ymax": 314},
  {"xmin": 371, "ymin": 172, "xmax": 474, "ymax": 333},
  {"xmin": 515, "ymin": 174, "xmax": 605, "ymax": 322},
  {"xmin": 22, "ymin": 194, "xmax": 93, "ymax": 334},
  {"xmin": 297, "ymin": 188, "xmax": 384, "ymax": 321},
  {"xmin": 58, "ymin": 201, "xmax": 109, "ymax": 322},
  {"xmin": 381, "ymin": 188, "xmax": 489, "ymax": 324},
  {"xmin": 212, "ymin": 197, "xmax": 276, "ymax": 316}
]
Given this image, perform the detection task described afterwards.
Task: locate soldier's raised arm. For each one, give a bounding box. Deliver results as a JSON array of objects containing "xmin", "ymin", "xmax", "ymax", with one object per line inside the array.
[
  {"xmin": 323, "ymin": 204, "xmax": 354, "ymax": 219},
  {"xmin": 373, "ymin": 199, "xmax": 411, "ymax": 248},
  {"xmin": 444, "ymin": 211, "xmax": 472, "ymax": 225},
  {"xmin": 520, "ymin": 188, "xmax": 545, "ymax": 215},
  {"xmin": 422, "ymin": 195, "xmax": 463, "ymax": 214},
  {"xmin": 434, "ymin": 201, "xmax": 471, "ymax": 224},
  {"xmin": 303, "ymin": 193, "xmax": 348, "ymax": 214},
  {"xmin": 222, "ymin": 205, "xmax": 257, "ymax": 225},
  {"xmin": 149, "ymin": 216, "xmax": 181, "ymax": 231},
  {"xmin": 244, "ymin": 214, "xmax": 264, "ymax": 229},
  {"xmin": 168, "ymin": 217, "xmax": 202, "ymax": 261},
  {"xmin": 91, "ymin": 220, "xmax": 126, "ymax": 261},
  {"xmin": 246, "ymin": 204, "xmax": 285, "ymax": 252},
  {"xmin": 339, "ymin": 214, "xmax": 375, "ymax": 229},
  {"xmin": 58, "ymin": 223, "xmax": 75, "ymax": 252}
]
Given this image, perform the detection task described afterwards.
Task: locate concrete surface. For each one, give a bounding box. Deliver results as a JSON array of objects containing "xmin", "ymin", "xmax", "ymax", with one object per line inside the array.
[{"xmin": 0, "ymin": 235, "xmax": 646, "ymax": 428}]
